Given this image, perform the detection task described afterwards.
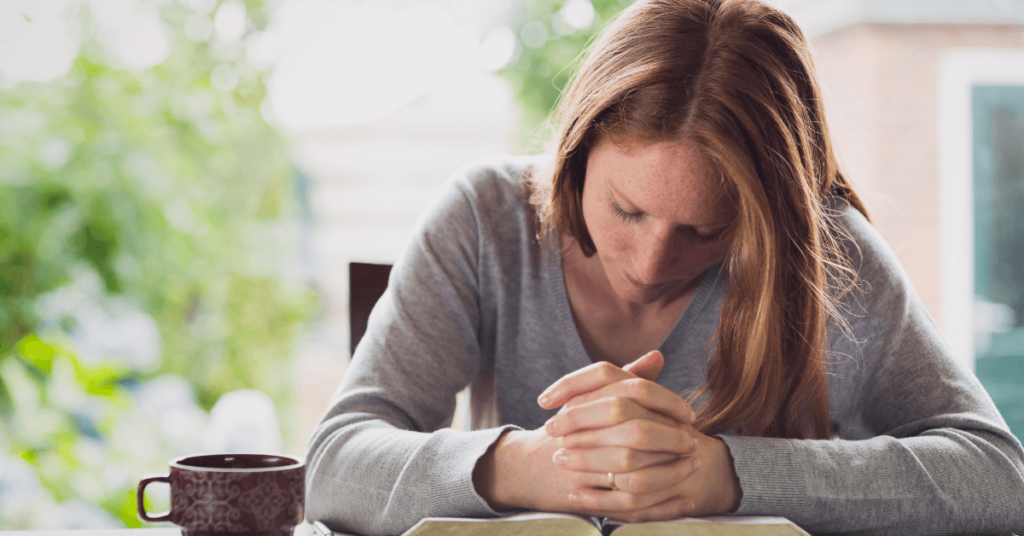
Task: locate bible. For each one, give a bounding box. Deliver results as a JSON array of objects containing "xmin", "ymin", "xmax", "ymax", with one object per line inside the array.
[{"xmin": 396, "ymin": 512, "xmax": 811, "ymax": 536}]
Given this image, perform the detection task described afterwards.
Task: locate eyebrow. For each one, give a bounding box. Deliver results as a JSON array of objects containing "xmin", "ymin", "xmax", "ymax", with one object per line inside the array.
[{"xmin": 604, "ymin": 181, "xmax": 724, "ymax": 230}]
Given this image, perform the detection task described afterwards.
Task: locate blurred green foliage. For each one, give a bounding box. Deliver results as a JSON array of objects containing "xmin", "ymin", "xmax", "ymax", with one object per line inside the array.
[
  {"xmin": 500, "ymin": 0, "xmax": 636, "ymax": 150},
  {"xmin": 1, "ymin": 336, "xmax": 138, "ymax": 526},
  {"xmin": 0, "ymin": 0, "xmax": 314, "ymax": 528}
]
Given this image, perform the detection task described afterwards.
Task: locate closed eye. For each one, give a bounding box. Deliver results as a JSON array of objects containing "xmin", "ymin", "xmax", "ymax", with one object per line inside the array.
[
  {"xmin": 611, "ymin": 199, "xmax": 643, "ymax": 223},
  {"xmin": 688, "ymin": 227, "xmax": 724, "ymax": 244},
  {"xmin": 612, "ymin": 197, "xmax": 726, "ymax": 243}
]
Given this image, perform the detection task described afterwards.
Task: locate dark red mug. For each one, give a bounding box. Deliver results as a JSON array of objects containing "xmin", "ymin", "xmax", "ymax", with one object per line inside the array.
[{"xmin": 138, "ymin": 453, "xmax": 305, "ymax": 536}]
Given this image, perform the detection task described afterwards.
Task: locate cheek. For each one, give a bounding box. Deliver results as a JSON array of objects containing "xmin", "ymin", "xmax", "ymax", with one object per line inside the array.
[
  {"xmin": 589, "ymin": 213, "xmax": 635, "ymax": 260},
  {"xmin": 697, "ymin": 242, "xmax": 729, "ymax": 268},
  {"xmin": 581, "ymin": 191, "xmax": 623, "ymax": 253}
]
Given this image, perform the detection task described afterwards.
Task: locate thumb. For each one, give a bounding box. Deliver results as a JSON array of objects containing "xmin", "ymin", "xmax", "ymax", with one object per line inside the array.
[{"xmin": 623, "ymin": 350, "xmax": 664, "ymax": 381}]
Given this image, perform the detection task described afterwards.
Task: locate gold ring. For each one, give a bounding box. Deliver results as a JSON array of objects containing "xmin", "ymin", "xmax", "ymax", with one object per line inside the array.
[{"xmin": 607, "ymin": 472, "xmax": 618, "ymax": 491}]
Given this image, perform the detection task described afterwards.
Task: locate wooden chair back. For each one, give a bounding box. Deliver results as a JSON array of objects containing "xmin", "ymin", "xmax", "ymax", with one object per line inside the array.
[{"xmin": 349, "ymin": 262, "xmax": 393, "ymax": 355}]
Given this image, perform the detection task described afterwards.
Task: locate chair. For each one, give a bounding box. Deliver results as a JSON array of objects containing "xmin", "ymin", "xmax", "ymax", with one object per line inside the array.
[
  {"xmin": 349, "ymin": 262, "xmax": 393, "ymax": 355},
  {"xmin": 349, "ymin": 261, "xmax": 472, "ymax": 430}
]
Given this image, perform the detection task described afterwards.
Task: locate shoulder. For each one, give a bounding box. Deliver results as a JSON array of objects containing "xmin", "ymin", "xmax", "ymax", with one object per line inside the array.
[
  {"xmin": 443, "ymin": 153, "xmax": 550, "ymax": 222},
  {"xmin": 417, "ymin": 153, "xmax": 550, "ymax": 243},
  {"xmin": 828, "ymin": 197, "xmax": 911, "ymax": 307},
  {"xmin": 406, "ymin": 153, "xmax": 551, "ymax": 259}
]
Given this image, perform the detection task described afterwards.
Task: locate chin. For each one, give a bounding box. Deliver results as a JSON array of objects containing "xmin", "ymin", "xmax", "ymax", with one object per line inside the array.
[{"xmin": 615, "ymin": 280, "xmax": 676, "ymax": 305}]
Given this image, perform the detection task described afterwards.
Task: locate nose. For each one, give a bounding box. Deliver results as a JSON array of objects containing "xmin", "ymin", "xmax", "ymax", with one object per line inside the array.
[{"xmin": 632, "ymin": 226, "xmax": 679, "ymax": 285}]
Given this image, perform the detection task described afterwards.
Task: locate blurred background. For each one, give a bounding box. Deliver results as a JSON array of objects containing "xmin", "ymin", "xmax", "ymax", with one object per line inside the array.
[{"xmin": 0, "ymin": 0, "xmax": 1022, "ymax": 528}]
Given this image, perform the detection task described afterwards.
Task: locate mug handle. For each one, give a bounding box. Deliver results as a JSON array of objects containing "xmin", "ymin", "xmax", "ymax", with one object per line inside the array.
[{"xmin": 137, "ymin": 474, "xmax": 172, "ymax": 523}]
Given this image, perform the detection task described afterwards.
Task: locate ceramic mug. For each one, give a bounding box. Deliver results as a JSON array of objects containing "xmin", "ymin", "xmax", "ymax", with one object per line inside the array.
[{"xmin": 138, "ymin": 453, "xmax": 305, "ymax": 536}]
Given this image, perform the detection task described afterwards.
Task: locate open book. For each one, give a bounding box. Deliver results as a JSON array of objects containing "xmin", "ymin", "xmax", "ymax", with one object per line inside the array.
[{"xmin": 399, "ymin": 512, "xmax": 811, "ymax": 536}]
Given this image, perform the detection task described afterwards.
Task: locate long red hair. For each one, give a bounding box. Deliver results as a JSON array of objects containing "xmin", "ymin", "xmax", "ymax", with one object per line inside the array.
[{"xmin": 530, "ymin": 0, "xmax": 868, "ymax": 439}]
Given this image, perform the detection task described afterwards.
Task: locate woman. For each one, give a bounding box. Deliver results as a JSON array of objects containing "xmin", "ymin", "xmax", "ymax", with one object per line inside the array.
[{"xmin": 306, "ymin": 0, "xmax": 1024, "ymax": 534}]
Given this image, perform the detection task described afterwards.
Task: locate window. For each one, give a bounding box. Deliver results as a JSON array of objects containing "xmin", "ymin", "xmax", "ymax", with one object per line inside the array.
[{"xmin": 972, "ymin": 86, "xmax": 1024, "ymax": 439}]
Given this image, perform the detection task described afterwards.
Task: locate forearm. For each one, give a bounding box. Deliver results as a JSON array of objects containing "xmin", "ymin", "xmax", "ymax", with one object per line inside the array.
[
  {"xmin": 721, "ymin": 428, "xmax": 1024, "ymax": 535},
  {"xmin": 307, "ymin": 419, "xmax": 515, "ymax": 536}
]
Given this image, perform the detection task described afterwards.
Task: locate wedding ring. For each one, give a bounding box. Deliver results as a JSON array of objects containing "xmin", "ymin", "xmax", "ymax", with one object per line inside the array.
[{"xmin": 607, "ymin": 472, "xmax": 618, "ymax": 491}]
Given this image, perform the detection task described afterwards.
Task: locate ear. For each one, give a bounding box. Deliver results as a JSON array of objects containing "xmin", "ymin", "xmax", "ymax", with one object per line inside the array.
[{"xmin": 623, "ymin": 350, "xmax": 664, "ymax": 381}]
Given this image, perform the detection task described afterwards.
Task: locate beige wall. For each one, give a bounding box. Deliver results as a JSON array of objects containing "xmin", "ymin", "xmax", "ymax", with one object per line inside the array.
[{"xmin": 811, "ymin": 23, "xmax": 1024, "ymax": 326}]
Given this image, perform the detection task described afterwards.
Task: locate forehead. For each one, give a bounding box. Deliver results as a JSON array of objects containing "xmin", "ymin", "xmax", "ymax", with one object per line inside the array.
[{"xmin": 586, "ymin": 136, "xmax": 728, "ymax": 226}]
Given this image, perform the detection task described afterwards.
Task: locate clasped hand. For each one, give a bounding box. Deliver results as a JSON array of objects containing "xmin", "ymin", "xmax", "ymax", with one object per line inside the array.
[{"xmin": 476, "ymin": 351, "xmax": 741, "ymax": 522}]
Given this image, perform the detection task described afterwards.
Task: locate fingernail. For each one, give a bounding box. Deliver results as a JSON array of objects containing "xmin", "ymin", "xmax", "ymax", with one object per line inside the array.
[
  {"xmin": 553, "ymin": 449, "xmax": 568, "ymax": 464},
  {"xmin": 545, "ymin": 418, "xmax": 558, "ymax": 435},
  {"xmin": 691, "ymin": 459, "xmax": 701, "ymax": 471},
  {"xmin": 568, "ymin": 492, "xmax": 581, "ymax": 502},
  {"xmin": 688, "ymin": 409, "xmax": 697, "ymax": 423},
  {"xmin": 538, "ymin": 392, "xmax": 551, "ymax": 406},
  {"xmin": 690, "ymin": 438, "xmax": 698, "ymax": 450}
]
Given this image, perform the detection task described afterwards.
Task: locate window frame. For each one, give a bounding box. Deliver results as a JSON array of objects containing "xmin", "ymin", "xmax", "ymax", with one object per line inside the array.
[{"xmin": 938, "ymin": 48, "xmax": 1024, "ymax": 371}]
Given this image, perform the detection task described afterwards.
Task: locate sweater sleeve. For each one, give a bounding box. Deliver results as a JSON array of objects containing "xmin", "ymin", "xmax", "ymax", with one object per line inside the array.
[
  {"xmin": 304, "ymin": 163, "xmax": 519, "ymax": 536},
  {"xmin": 719, "ymin": 205, "xmax": 1024, "ymax": 535}
]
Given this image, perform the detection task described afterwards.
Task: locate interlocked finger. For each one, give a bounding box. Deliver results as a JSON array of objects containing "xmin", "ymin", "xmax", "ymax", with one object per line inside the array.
[
  {"xmin": 570, "ymin": 472, "xmax": 696, "ymax": 513},
  {"xmin": 611, "ymin": 456, "xmax": 701, "ymax": 494},
  {"xmin": 557, "ymin": 378, "xmax": 695, "ymax": 425},
  {"xmin": 539, "ymin": 361, "xmax": 636, "ymax": 408},
  {"xmin": 553, "ymin": 446, "xmax": 679, "ymax": 473},
  {"xmin": 594, "ymin": 495, "xmax": 696, "ymax": 525},
  {"xmin": 562, "ymin": 419, "xmax": 699, "ymax": 454},
  {"xmin": 546, "ymin": 396, "xmax": 679, "ymax": 437}
]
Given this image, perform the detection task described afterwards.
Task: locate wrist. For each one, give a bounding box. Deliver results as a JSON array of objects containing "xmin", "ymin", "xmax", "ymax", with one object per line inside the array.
[
  {"xmin": 711, "ymin": 437, "xmax": 743, "ymax": 513},
  {"xmin": 472, "ymin": 428, "xmax": 526, "ymax": 511}
]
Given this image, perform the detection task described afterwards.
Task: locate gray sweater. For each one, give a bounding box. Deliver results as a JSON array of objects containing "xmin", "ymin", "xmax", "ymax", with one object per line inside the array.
[{"xmin": 305, "ymin": 154, "xmax": 1024, "ymax": 536}]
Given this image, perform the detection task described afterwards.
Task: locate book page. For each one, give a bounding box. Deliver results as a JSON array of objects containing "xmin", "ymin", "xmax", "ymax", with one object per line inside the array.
[
  {"xmin": 403, "ymin": 512, "xmax": 602, "ymax": 536},
  {"xmin": 609, "ymin": 516, "xmax": 812, "ymax": 536}
]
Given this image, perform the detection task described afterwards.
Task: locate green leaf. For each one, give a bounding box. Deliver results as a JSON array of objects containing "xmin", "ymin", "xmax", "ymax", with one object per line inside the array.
[
  {"xmin": 72, "ymin": 359, "xmax": 128, "ymax": 398},
  {"xmin": 16, "ymin": 334, "xmax": 55, "ymax": 374},
  {"xmin": 17, "ymin": 449, "xmax": 37, "ymax": 464}
]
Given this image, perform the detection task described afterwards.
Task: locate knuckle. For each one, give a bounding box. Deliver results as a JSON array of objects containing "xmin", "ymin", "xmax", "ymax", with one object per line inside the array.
[
  {"xmin": 675, "ymin": 462, "xmax": 693, "ymax": 481},
  {"xmin": 609, "ymin": 399, "xmax": 630, "ymax": 422},
  {"xmin": 624, "ymin": 378, "xmax": 646, "ymax": 397},
  {"xmin": 563, "ymin": 431, "xmax": 585, "ymax": 447},
  {"xmin": 595, "ymin": 362, "xmax": 617, "ymax": 380},
  {"xmin": 625, "ymin": 472, "xmax": 645, "ymax": 493},
  {"xmin": 626, "ymin": 420, "xmax": 648, "ymax": 446},
  {"xmin": 618, "ymin": 449, "xmax": 637, "ymax": 471},
  {"xmin": 626, "ymin": 422, "xmax": 643, "ymax": 446}
]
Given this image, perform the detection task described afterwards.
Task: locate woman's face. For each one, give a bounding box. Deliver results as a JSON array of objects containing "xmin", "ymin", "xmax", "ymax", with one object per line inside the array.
[{"xmin": 581, "ymin": 137, "xmax": 730, "ymax": 305}]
